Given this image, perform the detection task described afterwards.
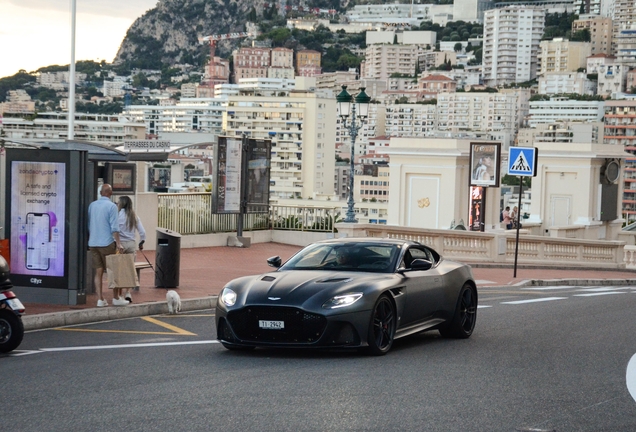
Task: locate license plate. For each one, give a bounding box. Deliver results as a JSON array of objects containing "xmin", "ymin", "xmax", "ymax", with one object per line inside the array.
[
  {"xmin": 259, "ymin": 320, "xmax": 284, "ymax": 330},
  {"xmin": 6, "ymin": 298, "xmax": 24, "ymax": 311}
]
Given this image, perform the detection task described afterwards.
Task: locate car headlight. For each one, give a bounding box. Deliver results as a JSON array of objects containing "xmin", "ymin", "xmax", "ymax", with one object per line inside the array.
[
  {"xmin": 322, "ymin": 293, "xmax": 363, "ymax": 309},
  {"xmin": 220, "ymin": 287, "xmax": 237, "ymax": 307}
]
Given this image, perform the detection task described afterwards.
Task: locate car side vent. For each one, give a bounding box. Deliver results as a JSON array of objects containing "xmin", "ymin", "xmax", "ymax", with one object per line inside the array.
[{"xmin": 261, "ymin": 276, "xmax": 276, "ymax": 282}]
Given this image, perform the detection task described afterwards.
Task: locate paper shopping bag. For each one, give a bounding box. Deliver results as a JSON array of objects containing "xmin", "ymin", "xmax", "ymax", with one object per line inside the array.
[{"xmin": 106, "ymin": 253, "xmax": 139, "ymax": 289}]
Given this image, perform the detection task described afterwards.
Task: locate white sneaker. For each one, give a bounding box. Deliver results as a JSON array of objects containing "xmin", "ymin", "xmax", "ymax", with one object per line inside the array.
[
  {"xmin": 97, "ymin": 299, "xmax": 108, "ymax": 307},
  {"xmin": 112, "ymin": 297, "xmax": 130, "ymax": 306},
  {"xmin": 125, "ymin": 292, "xmax": 132, "ymax": 303}
]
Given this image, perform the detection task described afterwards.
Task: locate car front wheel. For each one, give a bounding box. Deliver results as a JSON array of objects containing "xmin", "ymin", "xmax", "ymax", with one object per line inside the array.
[
  {"xmin": 439, "ymin": 283, "xmax": 477, "ymax": 339},
  {"xmin": 367, "ymin": 295, "xmax": 396, "ymax": 356}
]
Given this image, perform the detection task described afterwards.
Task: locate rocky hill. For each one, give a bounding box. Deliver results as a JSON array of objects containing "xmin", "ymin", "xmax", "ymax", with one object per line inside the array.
[
  {"xmin": 113, "ymin": 0, "xmax": 424, "ymax": 70},
  {"xmin": 114, "ymin": 0, "xmax": 268, "ymax": 69}
]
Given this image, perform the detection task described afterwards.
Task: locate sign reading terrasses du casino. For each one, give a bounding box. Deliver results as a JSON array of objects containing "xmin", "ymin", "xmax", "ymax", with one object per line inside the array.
[{"xmin": 124, "ymin": 140, "xmax": 171, "ymax": 151}]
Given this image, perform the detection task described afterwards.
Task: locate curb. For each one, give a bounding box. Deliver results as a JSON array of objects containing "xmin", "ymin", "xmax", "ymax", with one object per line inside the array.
[
  {"xmin": 22, "ymin": 296, "xmax": 218, "ymax": 331},
  {"xmin": 22, "ymin": 278, "xmax": 636, "ymax": 331}
]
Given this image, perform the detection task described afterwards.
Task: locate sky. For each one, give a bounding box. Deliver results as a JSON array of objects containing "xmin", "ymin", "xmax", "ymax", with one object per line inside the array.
[{"xmin": 0, "ymin": 0, "xmax": 159, "ymax": 78}]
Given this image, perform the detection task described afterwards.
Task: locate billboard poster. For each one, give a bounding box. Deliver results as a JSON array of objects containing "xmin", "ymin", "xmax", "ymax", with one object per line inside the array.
[
  {"xmin": 469, "ymin": 142, "xmax": 501, "ymax": 188},
  {"xmin": 468, "ymin": 186, "xmax": 485, "ymax": 232},
  {"xmin": 10, "ymin": 161, "xmax": 66, "ymax": 276},
  {"xmin": 246, "ymin": 138, "xmax": 271, "ymax": 211},
  {"xmin": 213, "ymin": 137, "xmax": 242, "ymax": 213}
]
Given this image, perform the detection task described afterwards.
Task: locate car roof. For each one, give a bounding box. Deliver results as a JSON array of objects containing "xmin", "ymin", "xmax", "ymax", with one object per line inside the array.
[{"xmin": 313, "ymin": 238, "xmax": 422, "ymax": 247}]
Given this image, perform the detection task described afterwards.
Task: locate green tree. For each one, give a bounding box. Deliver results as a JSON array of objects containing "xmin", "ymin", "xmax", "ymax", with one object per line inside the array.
[{"xmin": 454, "ymin": 42, "xmax": 463, "ymax": 52}]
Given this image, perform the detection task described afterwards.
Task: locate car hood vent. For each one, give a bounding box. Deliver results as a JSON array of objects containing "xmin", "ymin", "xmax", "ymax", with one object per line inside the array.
[
  {"xmin": 317, "ymin": 277, "xmax": 353, "ymax": 283},
  {"xmin": 261, "ymin": 276, "xmax": 276, "ymax": 282}
]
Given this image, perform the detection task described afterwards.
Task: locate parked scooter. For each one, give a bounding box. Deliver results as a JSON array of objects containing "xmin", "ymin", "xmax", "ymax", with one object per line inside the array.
[{"xmin": 0, "ymin": 255, "xmax": 25, "ymax": 353}]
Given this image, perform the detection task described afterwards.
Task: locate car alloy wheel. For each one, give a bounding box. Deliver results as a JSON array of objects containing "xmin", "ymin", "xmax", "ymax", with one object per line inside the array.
[
  {"xmin": 367, "ymin": 295, "xmax": 396, "ymax": 356},
  {"xmin": 440, "ymin": 283, "xmax": 477, "ymax": 339}
]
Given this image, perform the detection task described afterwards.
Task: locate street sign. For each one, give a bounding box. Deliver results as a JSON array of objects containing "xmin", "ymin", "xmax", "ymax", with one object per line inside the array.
[{"xmin": 508, "ymin": 147, "xmax": 538, "ymax": 177}]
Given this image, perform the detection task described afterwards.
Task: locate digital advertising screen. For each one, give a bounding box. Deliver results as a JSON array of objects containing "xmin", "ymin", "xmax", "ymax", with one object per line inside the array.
[{"xmin": 10, "ymin": 161, "xmax": 66, "ymax": 277}]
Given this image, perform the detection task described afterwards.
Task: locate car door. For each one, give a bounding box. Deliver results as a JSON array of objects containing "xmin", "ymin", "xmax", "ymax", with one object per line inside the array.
[{"xmin": 400, "ymin": 246, "xmax": 445, "ymax": 326}]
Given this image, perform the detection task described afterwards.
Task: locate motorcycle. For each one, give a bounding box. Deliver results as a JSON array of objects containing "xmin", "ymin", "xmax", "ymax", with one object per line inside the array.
[{"xmin": 0, "ymin": 255, "xmax": 25, "ymax": 353}]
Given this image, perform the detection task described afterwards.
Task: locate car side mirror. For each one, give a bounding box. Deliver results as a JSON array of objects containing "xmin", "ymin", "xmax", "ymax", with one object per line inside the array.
[
  {"xmin": 267, "ymin": 256, "xmax": 282, "ymax": 268},
  {"xmin": 410, "ymin": 258, "xmax": 432, "ymax": 271}
]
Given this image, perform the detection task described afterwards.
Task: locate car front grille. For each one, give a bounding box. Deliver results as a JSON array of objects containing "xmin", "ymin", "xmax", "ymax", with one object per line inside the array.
[{"xmin": 227, "ymin": 306, "xmax": 327, "ymax": 344}]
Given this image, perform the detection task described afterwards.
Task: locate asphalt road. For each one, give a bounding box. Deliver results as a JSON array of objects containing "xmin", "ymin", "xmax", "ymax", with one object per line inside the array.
[{"xmin": 4, "ymin": 285, "xmax": 636, "ymax": 432}]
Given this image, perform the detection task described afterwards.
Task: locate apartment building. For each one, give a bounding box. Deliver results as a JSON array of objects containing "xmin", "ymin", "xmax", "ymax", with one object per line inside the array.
[
  {"xmin": 223, "ymin": 91, "xmax": 336, "ymax": 201},
  {"xmin": 233, "ymin": 47, "xmax": 271, "ymax": 82},
  {"xmin": 597, "ymin": 63, "xmax": 629, "ymax": 98},
  {"xmin": 615, "ymin": 26, "xmax": 636, "ymax": 67},
  {"xmin": 37, "ymin": 71, "xmax": 87, "ymax": 90},
  {"xmin": 363, "ymin": 44, "xmax": 419, "ymax": 80},
  {"xmin": 356, "ymin": 165, "xmax": 390, "ymax": 206},
  {"xmin": 604, "ymin": 100, "xmax": 636, "ymax": 219},
  {"xmin": 587, "ymin": 53, "xmax": 616, "ymax": 73},
  {"xmin": 271, "ymin": 47, "xmax": 294, "ymax": 68},
  {"xmin": 611, "ymin": 0, "xmax": 636, "ymax": 55},
  {"xmin": 538, "ymin": 72, "xmax": 595, "ymax": 95},
  {"xmin": 0, "ymin": 90, "xmax": 35, "ymax": 115},
  {"xmin": 482, "ymin": 6, "xmax": 545, "ymax": 86},
  {"xmin": 295, "ymin": 50, "xmax": 322, "ymax": 77},
  {"xmin": 384, "ymin": 103, "xmax": 437, "ymax": 137},
  {"xmin": 436, "ymin": 92, "xmax": 519, "ymax": 147},
  {"xmin": 573, "ymin": 0, "xmax": 602, "ymax": 15},
  {"xmin": 0, "ymin": 112, "xmax": 145, "ymax": 144},
  {"xmin": 517, "ymin": 122, "xmax": 604, "ymax": 146},
  {"xmin": 418, "ymin": 74, "xmax": 457, "ymax": 94},
  {"xmin": 538, "ymin": 38, "xmax": 592, "ymax": 76},
  {"xmin": 527, "ymin": 97, "xmax": 605, "ymax": 127},
  {"xmin": 572, "ymin": 16, "xmax": 612, "ymax": 55},
  {"xmin": 346, "ymin": 3, "xmax": 453, "ymax": 26},
  {"xmin": 125, "ymin": 98, "xmax": 226, "ymax": 137},
  {"xmin": 453, "ymin": 0, "xmax": 493, "ymax": 23},
  {"xmin": 418, "ymin": 51, "xmax": 457, "ymax": 72}
]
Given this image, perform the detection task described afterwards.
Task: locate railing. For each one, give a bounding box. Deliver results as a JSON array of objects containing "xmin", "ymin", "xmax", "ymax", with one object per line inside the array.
[
  {"xmin": 338, "ymin": 224, "xmax": 627, "ymax": 269},
  {"xmin": 270, "ymin": 205, "xmax": 339, "ymax": 233},
  {"xmin": 157, "ymin": 193, "xmax": 338, "ymax": 234}
]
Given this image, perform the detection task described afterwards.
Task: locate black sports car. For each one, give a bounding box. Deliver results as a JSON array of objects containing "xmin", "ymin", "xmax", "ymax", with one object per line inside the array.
[{"xmin": 216, "ymin": 238, "xmax": 477, "ymax": 355}]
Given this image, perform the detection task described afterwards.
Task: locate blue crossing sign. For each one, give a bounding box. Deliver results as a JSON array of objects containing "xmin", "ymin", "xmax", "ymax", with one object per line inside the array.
[{"xmin": 508, "ymin": 147, "xmax": 538, "ymax": 177}]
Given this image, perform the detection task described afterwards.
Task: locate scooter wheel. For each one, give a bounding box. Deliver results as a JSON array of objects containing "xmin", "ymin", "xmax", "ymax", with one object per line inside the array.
[{"xmin": 0, "ymin": 308, "xmax": 24, "ymax": 353}]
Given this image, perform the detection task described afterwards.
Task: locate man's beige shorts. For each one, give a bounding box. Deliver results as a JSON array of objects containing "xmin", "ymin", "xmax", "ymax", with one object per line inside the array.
[{"xmin": 90, "ymin": 243, "xmax": 116, "ymax": 269}]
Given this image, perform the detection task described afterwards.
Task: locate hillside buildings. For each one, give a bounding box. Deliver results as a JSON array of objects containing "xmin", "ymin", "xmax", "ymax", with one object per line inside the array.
[
  {"xmin": 572, "ymin": 16, "xmax": 613, "ymax": 55},
  {"xmin": 527, "ymin": 97, "xmax": 605, "ymax": 127},
  {"xmin": 538, "ymin": 38, "xmax": 592, "ymax": 75},
  {"xmin": 0, "ymin": 113, "xmax": 145, "ymax": 145},
  {"xmin": 482, "ymin": 5, "xmax": 545, "ymax": 86}
]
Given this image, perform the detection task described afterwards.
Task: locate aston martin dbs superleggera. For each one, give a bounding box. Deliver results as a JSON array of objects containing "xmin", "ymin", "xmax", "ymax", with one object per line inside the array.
[{"xmin": 216, "ymin": 238, "xmax": 477, "ymax": 355}]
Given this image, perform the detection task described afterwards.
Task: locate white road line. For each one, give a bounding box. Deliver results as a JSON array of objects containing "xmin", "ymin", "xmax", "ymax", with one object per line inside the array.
[
  {"xmin": 573, "ymin": 292, "xmax": 626, "ymax": 297},
  {"xmin": 476, "ymin": 280, "xmax": 497, "ymax": 285},
  {"xmin": 477, "ymin": 305, "xmax": 492, "ymax": 309},
  {"xmin": 523, "ymin": 286, "xmax": 577, "ymax": 291},
  {"xmin": 577, "ymin": 287, "xmax": 629, "ymax": 292},
  {"xmin": 501, "ymin": 297, "xmax": 567, "ymax": 305},
  {"xmin": 628, "ymin": 354, "xmax": 636, "ymax": 403},
  {"xmin": 39, "ymin": 340, "xmax": 219, "ymax": 353}
]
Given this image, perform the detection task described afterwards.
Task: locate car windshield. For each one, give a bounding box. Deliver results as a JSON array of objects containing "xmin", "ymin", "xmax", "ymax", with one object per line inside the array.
[{"xmin": 280, "ymin": 243, "xmax": 401, "ymax": 273}]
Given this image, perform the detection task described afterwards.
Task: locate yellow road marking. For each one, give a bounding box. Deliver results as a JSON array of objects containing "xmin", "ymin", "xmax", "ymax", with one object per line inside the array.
[
  {"xmin": 53, "ymin": 328, "xmax": 186, "ymax": 335},
  {"xmin": 52, "ymin": 316, "xmax": 197, "ymax": 336},
  {"xmin": 141, "ymin": 316, "xmax": 196, "ymax": 335}
]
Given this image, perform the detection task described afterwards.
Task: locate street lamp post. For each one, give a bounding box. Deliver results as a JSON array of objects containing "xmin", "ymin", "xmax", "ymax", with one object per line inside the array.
[{"xmin": 337, "ymin": 85, "xmax": 370, "ymax": 223}]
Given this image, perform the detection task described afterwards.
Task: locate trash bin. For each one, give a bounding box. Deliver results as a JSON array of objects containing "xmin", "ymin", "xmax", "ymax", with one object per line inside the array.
[{"xmin": 155, "ymin": 228, "xmax": 181, "ymax": 288}]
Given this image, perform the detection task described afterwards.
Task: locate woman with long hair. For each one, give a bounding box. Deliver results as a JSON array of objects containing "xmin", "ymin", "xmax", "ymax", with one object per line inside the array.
[{"xmin": 117, "ymin": 196, "xmax": 146, "ymax": 303}]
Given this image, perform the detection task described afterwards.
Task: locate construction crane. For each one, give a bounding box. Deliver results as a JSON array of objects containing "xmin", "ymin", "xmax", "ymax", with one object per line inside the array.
[{"xmin": 201, "ymin": 32, "xmax": 252, "ymax": 59}]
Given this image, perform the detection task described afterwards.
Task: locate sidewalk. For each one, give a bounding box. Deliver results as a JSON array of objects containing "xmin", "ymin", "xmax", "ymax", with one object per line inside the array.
[{"xmin": 20, "ymin": 242, "xmax": 636, "ymax": 330}]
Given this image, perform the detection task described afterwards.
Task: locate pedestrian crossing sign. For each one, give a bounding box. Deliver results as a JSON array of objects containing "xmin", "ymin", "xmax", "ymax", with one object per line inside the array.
[{"xmin": 508, "ymin": 147, "xmax": 538, "ymax": 177}]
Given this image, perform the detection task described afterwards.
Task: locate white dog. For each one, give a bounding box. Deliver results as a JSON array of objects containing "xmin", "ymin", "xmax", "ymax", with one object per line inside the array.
[{"xmin": 166, "ymin": 290, "xmax": 181, "ymax": 314}]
